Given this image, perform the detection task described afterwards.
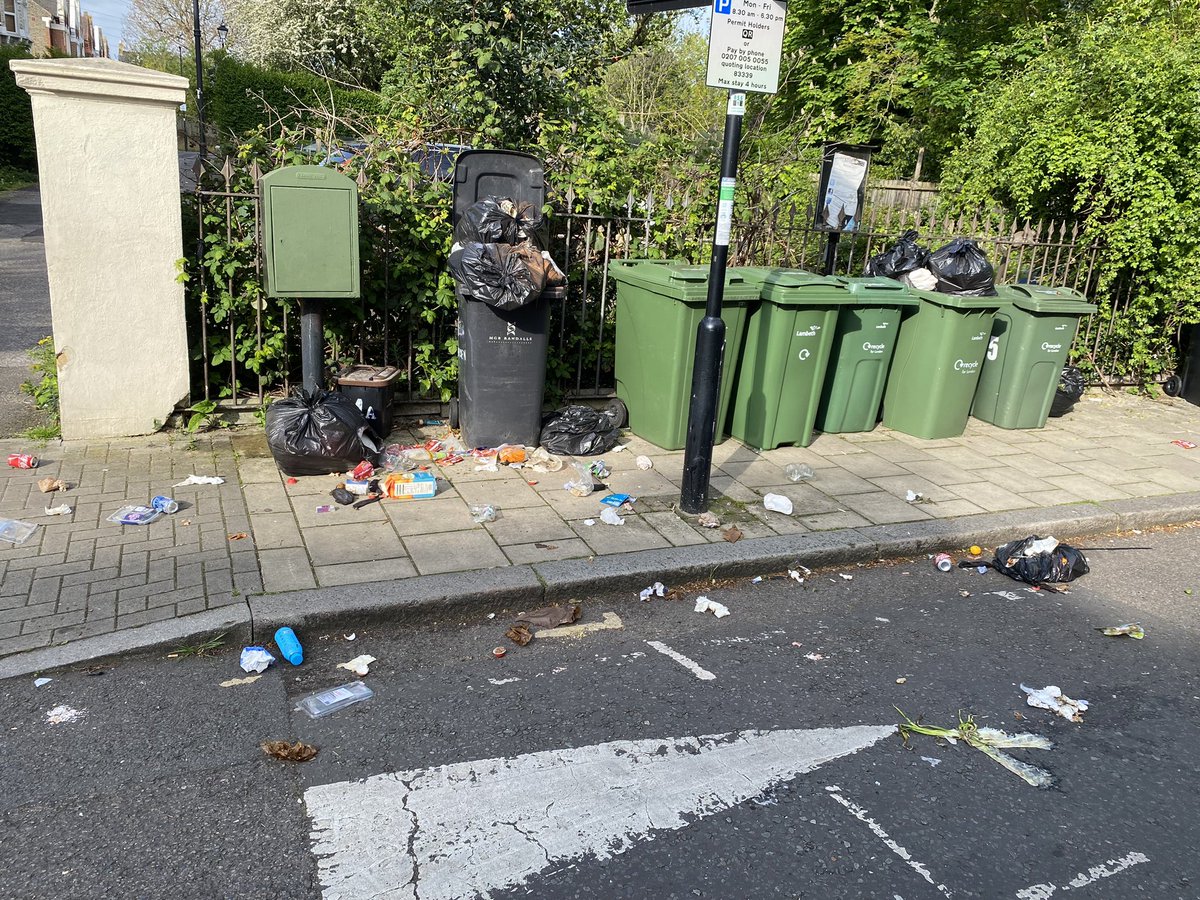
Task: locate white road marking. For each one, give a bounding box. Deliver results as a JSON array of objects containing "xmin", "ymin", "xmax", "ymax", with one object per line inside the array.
[
  {"xmin": 537, "ymin": 611, "xmax": 623, "ymax": 638},
  {"xmin": 825, "ymin": 787, "xmax": 953, "ymax": 898},
  {"xmin": 1015, "ymin": 850, "xmax": 1149, "ymax": 898},
  {"xmin": 306, "ymin": 725, "xmax": 894, "ymax": 900},
  {"xmin": 487, "ymin": 677, "xmax": 520, "ymax": 685},
  {"xmin": 645, "ymin": 640, "xmax": 716, "ymax": 680}
]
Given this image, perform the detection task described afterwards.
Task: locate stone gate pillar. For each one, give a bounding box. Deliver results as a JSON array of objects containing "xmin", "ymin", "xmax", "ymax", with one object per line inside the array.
[{"xmin": 8, "ymin": 58, "xmax": 191, "ymax": 439}]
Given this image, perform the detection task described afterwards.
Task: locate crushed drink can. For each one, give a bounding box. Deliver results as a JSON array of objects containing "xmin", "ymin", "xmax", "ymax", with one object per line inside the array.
[
  {"xmin": 934, "ymin": 552, "xmax": 953, "ymax": 572},
  {"xmin": 7, "ymin": 453, "xmax": 39, "ymax": 469},
  {"xmin": 351, "ymin": 460, "xmax": 375, "ymax": 481},
  {"xmin": 151, "ymin": 495, "xmax": 179, "ymax": 514}
]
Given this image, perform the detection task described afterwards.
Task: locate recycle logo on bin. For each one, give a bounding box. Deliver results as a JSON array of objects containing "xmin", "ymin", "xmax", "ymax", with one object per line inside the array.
[{"xmin": 797, "ymin": 349, "xmax": 811, "ymax": 361}]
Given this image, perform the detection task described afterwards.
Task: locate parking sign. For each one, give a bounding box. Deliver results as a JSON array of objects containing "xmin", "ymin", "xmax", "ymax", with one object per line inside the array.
[{"xmin": 706, "ymin": 0, "xmax": 787, "ymax": 94}]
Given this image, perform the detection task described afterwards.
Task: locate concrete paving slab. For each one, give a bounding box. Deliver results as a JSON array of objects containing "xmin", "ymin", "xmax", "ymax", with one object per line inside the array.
[
  {"xmin": 404, "ymin": 530, "xmax": 508, "ymax": 575},
  {"xmin": 302, "ymin": 521, "xmax": 405, "ymax": 567},
  {"xmin": 572, "ymin": 515, "xmax": 673, "ymax": 555}
]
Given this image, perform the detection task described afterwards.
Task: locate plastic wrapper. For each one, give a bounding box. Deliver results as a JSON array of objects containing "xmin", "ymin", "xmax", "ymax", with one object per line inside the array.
[
  {"xmin": 562, "ymin": 461, "xmax": 597, "ymax": 497},
  {"xmin": 266, "ymin": 390, "xmax": 380, "ymax": 477},
  {"xmin": 107, "ymin": 505, "xmax": 162, "ymax": 526},
  {"xmin": 295, "ymin": 681, "xmax": 375, "ymax": 719},
  {"xmin": 928, "ymin": 238, "xmax": 997, "ymax": 296},
  {"xmin": 864, "ymin": 230, "xmax": 930, "ymax": 279},
  {"xmin": 449, "ymin": 242, "xmax": 546, "ymax": 310},
  {"xmin": 539, "ymin": 405, "xmax": 621, "ymax": 456},
  {"xmin": 0, "ymin": 518, "xmax": 37, "ymax": 545}
]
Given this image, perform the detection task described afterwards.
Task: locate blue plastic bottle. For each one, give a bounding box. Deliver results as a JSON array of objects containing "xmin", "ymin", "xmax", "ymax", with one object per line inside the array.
[{"xmin": 274, "ymin": 627, "xmax": 304, "ymax": 665}]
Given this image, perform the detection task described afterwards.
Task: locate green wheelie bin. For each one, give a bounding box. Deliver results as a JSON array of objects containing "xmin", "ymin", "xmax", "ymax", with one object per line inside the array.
[
  {"xmin": 815, "ymin": 277, "xmax": 918, "ymax": 434},
  {"xmin": 610, "ymin": 260, "xmax": 760, "ymax": 451},
  {"xmin": 727, "ymin": 269, "xmax": 858, "ymax": 450},
  {"xmin": 882, "ymin": 290, "xmax": 1000, "ymax": 439},
  {"xmin": 971, "ymin": 285, "xmax": 1097, "ymax": 429}
]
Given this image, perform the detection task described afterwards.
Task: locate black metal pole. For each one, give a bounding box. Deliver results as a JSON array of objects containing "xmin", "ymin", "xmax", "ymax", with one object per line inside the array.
[
  {"xmin": 680, "ymin": 92, "xmax": 745, "ymax": 515},
  {"xmin": 821, "ymin": 231, "xmax": 840, "ymax": 276},
  {"xmin": 300, "ymin": 299, "xmax": 324, "ymax": 393},
  {"xmin": 191, "ymin": 0, "xmax": 206, "ymax": 168}
]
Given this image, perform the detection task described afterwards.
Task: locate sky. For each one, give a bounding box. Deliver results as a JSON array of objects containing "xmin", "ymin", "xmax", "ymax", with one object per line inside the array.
[{"xmin": 80, "ymin": 0, "xmax": 128, "ymax": 55}]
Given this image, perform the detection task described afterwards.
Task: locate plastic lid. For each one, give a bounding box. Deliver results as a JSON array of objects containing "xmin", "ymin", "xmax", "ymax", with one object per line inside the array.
[
  {"xmin": 912, "ymin": 289, "xmax": 1002, "ymax": 310},
  {"xmin": 609, "ymin": 259, "xmax": 760, "ymax": 302},
  {"xmin": 737, "ymin": 268, "xmax": 859, "ymax": 305},
  {"xmin": 997, "ymin": 284, "xmax": 1098, "ymax": 314},
  {"xmin": 836, "ymin": 276, "xmax": 920, "ymax": 306}
]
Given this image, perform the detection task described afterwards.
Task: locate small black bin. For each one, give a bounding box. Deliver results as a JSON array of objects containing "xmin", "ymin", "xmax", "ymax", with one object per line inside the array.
[{"xmin": 335, "ymin": 365, "xmax": 400, "ymax": 441}]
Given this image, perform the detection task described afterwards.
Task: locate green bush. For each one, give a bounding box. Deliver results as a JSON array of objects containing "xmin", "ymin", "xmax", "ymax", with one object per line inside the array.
[
  {"xmin": 208, "ymin": 54, "xmax": 383, "ymax": 137},
  {"xmin": 0, "ymin": 46, "xmax": 36, "ymax": 172}
]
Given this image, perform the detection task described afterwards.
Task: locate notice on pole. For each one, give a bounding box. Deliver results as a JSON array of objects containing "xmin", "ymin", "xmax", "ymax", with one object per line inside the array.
[{"xmin": 706, "ymin": 0, "xmax": 788, "ymax": 95}]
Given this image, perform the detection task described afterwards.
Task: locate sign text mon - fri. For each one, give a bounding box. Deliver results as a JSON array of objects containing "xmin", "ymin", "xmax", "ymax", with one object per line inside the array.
[{"xmin": 706, "ymin": 0, "xmax": 788, "ymax": 95}]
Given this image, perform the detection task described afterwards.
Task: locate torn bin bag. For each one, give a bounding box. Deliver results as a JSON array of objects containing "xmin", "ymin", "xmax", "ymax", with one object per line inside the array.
[
  {"xmin": 929, "ymin": 238, "xmax": 998, "ymax": 296},
  {"xmin": 972, "ymin": 535, "xmax": 1089, "ymax": 590},
  {"xmin": 266, "ymin": 390, "xmax": 380, "ymax": 477},
  {"xmin": 539, "ymin": 405, "xmax": 621, "ymax": 456},
  {"xmin": 449, "ymin": 242, "xmax": 547, "ymax": 310}
]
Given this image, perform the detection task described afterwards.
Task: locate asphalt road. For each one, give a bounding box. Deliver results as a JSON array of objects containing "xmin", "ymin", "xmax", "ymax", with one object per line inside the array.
[
  {"xmin": 1, "ymin": 523, "xmax": 1198, "ymax": 900},
  {"xmin": 0, "ymin": 186, "xmax": 51, "ymax": 438}
]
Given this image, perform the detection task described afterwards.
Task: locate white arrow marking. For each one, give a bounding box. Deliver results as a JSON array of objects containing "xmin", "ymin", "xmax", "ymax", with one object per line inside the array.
[
  {"xmin": 306, "ymin": 725, "xmax": 894, "ymax": 900},
  {"xmin": 646, "ymin": 639, "xmax": 716, "ymax": 680}
]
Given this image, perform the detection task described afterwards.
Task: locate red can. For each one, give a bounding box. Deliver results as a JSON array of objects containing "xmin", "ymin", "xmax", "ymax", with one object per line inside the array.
[{"xmin": 7, "ymin": 453, "xmax": 39, "ymax": 469}]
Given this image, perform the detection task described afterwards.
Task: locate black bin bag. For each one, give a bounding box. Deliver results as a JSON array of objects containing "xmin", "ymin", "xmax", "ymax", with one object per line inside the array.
[
  {"xmin": 453, "ymin": 196, "xmax": 544, "ymax": 246},
  {"xmin": 266, "ymin": 390, "xmax": 380, "ymax": 477},
  {"xmin": 449, "ymin": 242, "xmax": 547, "ymax": 310},
  {"xmin": 1049, "ymin": 366, "xmax": 1085, "ymax": 417},
  {"xmin": 966, "ymin": 535, "xmax": 1089, "ymax": 591},
  {"xmin": 864, "ymin": 230, "xmax": 930, "ymax": 279},
  {"xmin": 539, "ymin": 405, "xmax": 621, "ymax": 456},
  {"xmin": 929, "ymin": 238, "xmax": 997, "ymax": 295}
]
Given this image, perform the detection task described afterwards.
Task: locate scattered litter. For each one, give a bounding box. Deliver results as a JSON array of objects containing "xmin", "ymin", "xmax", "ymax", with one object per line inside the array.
[
  {"xmin": 788, "ymin": 569, "xmax": 805, "ymax": 583},
  {"xmin": 383, "ymin": 471, "xmax": 438, "ymax": 500},
  {"xmin": 694, "ymin": 596, "xmax": 730, "ymax": 618},
  {"xmin": 969, "ymin": 545, "xmax": 983, "ymax": 556},
  {"xmin": 528, "ymin": 447, "xmax": 565, "ymax": 473},
  {"xmin": 636, "ymin": 455, "xmax": 653, "ymax": 471},
  {"xmin": 227, "ymin": 532, "xmax": 249, "ymax": 541},
  {"xmin": 295, "ymin": 682, "xmax": 374, "ymax": 719},
  {"xmin": 497, "ymin": 445, "xmax": 527, "ymax": 465},
  {"xmin": 804, "ymin": 652, "xmax": 825, "ymax": 661},
  {"xmin": 492, "ymin": 646, "xmax": 507, "ymax": 658},
  {"xmin": 475, "ymin": 455, "xmax": 499, "ymax": 473},
  {"xmin": 34, "ymin": 677, "xmax": 52, "ymax": 687},
  {"xmin": 898, "ymin": 709, "xmax": 1055, "ymax": 788},
  {"xmin": 1024, "ymin": 536, "xmax": 1060, "ymax": 556},
  {"xmin": 905, "ymin": 490, "xmax": 923, "ymax": 503},
  {"xmin": 1171, "ymin": 440, "xmax": 1197, "ymax": 449},
  {"xmin": 240, "ymin": 646, "xmax": 275, "ymax": 673},
  {"xmin": 895, "ymin": 677, "xmax": 907, "ymax": 684},
  {"xmin": 470, "ymin": 504, "xmax": 499, "ymax": 524},
  {"xmin": 37, "ymin": 477, "xmax": 66, "ymax": 493},
  {"xmin": 839, "ymin": 573, "xmax": 854, "ymax": 581},
  {"xmin": 262, "ymin": 739, "xmax": 319, "ymax": 762},
  {"xmin": 107, "ymin": 505, "xmax": 161, "ymax": 526},
  {"xmin": 180, "ymin": 519, "xmax": 192, "ymax": 527},
  {"xmin": 784, "ymin": 463, "xmax": 814, "ymax": 482},
  {"xmin": 583, "ymin": 518, "xmax": 596, "ymax": 526},
  {"xmin": 1097, "ymin": 623, "xmax": 1145, "ymax": 639},
  {"xmin": 517, "ymin": 605, "xmax": 582, "ymax": 628},
  {"xmin": 7, "ymin": 452, "xmax": 39, "ymax": 468},
  {"xmin": 600, "ymin": 493, "xmax": 635, "ymax": 508},
  {"xmin": 220, "ymin": 674, "xmax": 261, "ymax": 688},
  {"xmin": 722, "ymin": 525, "xmax": 743, "ymax": 543},
  {"xmin": 921, "ymin": 756, "xmax": 941, "ymax": 767},
  {"xmin": 174, "ymin": 475, "xmax": 224, "ymax": 487},
  {"xmin": 697, "ymin": 511, "xmax": 721, "ymax": 528},
  {"xmin": 315, "ymin": 505, "xmax": 335, "ymax": 514},
  {"xmin": 344, "ymin": 633, "xmax": 356, "ymax": 641},
  {"xmin": 588, "ymin": 460, "xmax": 611, "ymax": 479},
  {"xmin": 1021, "ymin": 684, "xmax": 1088, "ymax": 722},
  {"xmin": 534, "ymin": 542, "xmax": 558, "ymax": 550},
  {"xmin": 44, "ymin": 504, "xmax": 72, "ymax": 516},
  {"xmin": 934, "ymin": 552, "xmax": 953, "ymax": 572},
  {"xmin": 338, "ymin": 654, "xmax": 377, "ymax": 676},
  {"xmin": 959, "ymin": 590, "xmax": 972, "ymax": 597},
  {"xmin": 639, "ymin": 582, "xmax": 667, "ymax": 602},
  {"xmin": 763, "ymin": 493, "xmax": 793, "ymax": 515},
  {"xmin": 45, "ymin": 704, "xmax": 85, "ymax": 725},
  {"xmin": 752, "ymin": 576, "xmax": 763, "ymax": 584},
  {"xmin": 599, "ymin": 507, "xmax": 625, "ymax": 526},
  {"xmin": 791, "ymin": 642, "xmax": 803, "ymax": 648},
  {"xmin": 331, "ymin": 487, "xmax": 355, "ymax": 505},
  {"xmin": 976, "ymin": 566, "xmax": 988, "ymax": 574},
  {"xmin": 286, "ymin": 477, "xmax": 298, "ymax": 485},
  {"xmin": 876, "ymin": 617, "xmax": 890, "ymax": 623},
  {"xmin": 563, "ymin": 461, "xmax": 597, "ymax": 497},
  {"xmin": 274, "ymin": 627, "xmax": 304, "ymax": 666},
  {"xmin": 506, "ymin": 624, "xmax": 534, "ymax": 646}
]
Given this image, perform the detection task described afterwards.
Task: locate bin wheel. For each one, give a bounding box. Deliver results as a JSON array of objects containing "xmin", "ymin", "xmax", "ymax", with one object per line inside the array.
[
  {"xmin": 1164, "ymin": 375, "xmax": 1184, "ymax": 397},
  {"xmin": 605, "ymin": 397, "xmax": 628, "ymax": 428},
  {"xmin": 449, "ymin": 397, "xmax": 460, "ymax": 429}
]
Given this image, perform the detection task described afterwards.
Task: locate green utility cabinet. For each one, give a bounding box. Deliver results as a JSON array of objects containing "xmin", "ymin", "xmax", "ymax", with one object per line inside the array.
[
  {"xmin": 728, "ymin": 270, "xmax": 856, "ymax": 450},
  {"xmin": 971, "ymin": 285, "xmax": 1096, "ymax": 429},
  {"xmin": 260, "ymin": 165, "xmax": 360, "ymax": 298},
  {"xmin": 611, "ymin": 260, "xmax": 759, "ymax": 451},
  {"xmin": 882, "ymin": 291, "xmax": 1000, "ymax": 439},
  {"xmin": 815, "ymin": 277, "xmax": 918, "ymax": 434}
]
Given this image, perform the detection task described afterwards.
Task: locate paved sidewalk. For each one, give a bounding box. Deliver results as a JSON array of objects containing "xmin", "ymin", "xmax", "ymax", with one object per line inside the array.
[{"xmin": 2, "ymin": 390, "xmax": 1199, "ymax": 670}]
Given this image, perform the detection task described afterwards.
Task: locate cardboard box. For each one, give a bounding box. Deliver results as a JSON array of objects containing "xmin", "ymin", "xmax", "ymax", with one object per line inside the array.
[{"xmin": 383, "ymin": 471, "xmax": 438, "ymax": 501}]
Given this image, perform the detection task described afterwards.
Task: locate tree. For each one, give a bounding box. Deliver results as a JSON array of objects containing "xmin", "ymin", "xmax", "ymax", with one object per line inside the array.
[
  {"xmin": 124, "ymin": 0, "xmax": 228, "ymax": 54},
  {"xmin": 942, "ymin": 0, "xmax": 1200, "ymax": 378}
]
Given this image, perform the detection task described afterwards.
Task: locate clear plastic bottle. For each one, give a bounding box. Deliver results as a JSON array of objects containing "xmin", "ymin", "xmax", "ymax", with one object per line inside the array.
[
  {"xmin": 784, "ymin": 463, "xmax": 814, "ymax": 482},
  {"xmin": 274, "ymin": 627, "xmax": 304, "ymax": 665}
]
